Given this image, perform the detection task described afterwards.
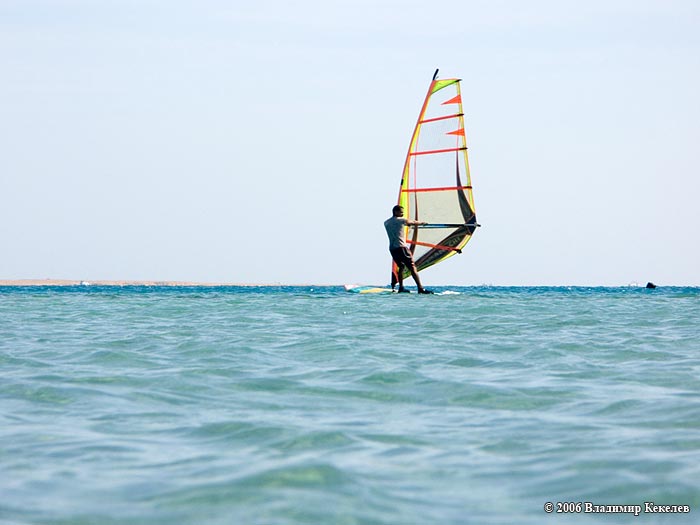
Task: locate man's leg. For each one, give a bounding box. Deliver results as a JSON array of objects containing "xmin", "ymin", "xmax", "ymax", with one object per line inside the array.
[
  {"xmin": 407, "ymin": 259, "xmax": 432, "ymax": 294},
  {"xmin": 397, "ymin": 262, "xmax": 407, "ymax": 292},
  {"xmin": 409, "ymin": 263, "xmax": 424, "ymax": 292}
]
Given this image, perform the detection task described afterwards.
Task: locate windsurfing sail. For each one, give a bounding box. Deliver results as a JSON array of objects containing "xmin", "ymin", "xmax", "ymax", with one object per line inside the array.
[{"xmin": 391, "ymin": 69, "xmax": 480, "ymax": 287}]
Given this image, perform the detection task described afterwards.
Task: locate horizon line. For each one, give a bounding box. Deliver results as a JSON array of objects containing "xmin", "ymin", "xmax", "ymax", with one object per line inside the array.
[{"xmin": 0, "ymin": 279, "xmax": 690, "ymax": 288}]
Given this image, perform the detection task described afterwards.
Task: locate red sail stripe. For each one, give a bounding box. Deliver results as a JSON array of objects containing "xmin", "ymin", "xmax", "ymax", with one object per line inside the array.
[
  {"xmin": 419, "ymin": 113, "xmax": 463, "ymax": 124},
  {"xmin": 402, "ymin": 186, "xmax": 472, "ymax": 193},
  {"xmin": 407, "ymin": 239, "xmax": 462, "ymax": 252},
  {"xmin": 409, "ymin": 146, "xmax": 466, "ymax": 156}
]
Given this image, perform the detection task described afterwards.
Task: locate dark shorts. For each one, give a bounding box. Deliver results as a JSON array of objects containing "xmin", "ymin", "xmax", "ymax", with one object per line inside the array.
[{"xmin": 390, "ymin": 246, "xmax": 415, "ymax": 268}]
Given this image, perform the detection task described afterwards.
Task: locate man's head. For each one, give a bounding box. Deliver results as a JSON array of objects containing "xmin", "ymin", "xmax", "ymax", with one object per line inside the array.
[{"xmin": 392, "ymin": 205, "xmax": 404, "ymax": 217}]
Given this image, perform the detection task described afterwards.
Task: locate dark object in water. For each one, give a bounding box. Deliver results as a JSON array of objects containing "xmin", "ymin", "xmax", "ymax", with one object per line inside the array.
[{"xmin": 646, "ymin": 282, "xmax": 657, "ymax": 289}]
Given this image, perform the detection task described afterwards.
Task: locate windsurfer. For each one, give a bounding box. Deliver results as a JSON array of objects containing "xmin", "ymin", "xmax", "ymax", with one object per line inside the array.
[{"xmin": 384, "ymin": 205, "xmax": 433, "ymax": 294}]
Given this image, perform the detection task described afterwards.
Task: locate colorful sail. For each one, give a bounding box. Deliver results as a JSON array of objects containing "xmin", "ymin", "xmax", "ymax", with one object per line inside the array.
[{"xmin": 392, "ymin": 69, "xmax": 479, "ymax": 287}]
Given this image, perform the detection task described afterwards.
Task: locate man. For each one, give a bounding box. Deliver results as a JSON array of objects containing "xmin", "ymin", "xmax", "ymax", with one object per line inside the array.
[{"xmin": 384, "ymin": 205, "xmax": 433, "ymax": 294}]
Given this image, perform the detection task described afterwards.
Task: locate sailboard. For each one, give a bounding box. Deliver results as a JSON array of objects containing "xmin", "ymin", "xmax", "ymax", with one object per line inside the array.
[
  {"xmin": 346, "ymin": 69, "xmax": 479, "ymax": 293},
  {"xmin": 390, "ymin": 69, "xmax": 479, "ymax": 288},
  {"xmin": 343, "ymin": 284, "xmax": 394, "ymax": 294}
]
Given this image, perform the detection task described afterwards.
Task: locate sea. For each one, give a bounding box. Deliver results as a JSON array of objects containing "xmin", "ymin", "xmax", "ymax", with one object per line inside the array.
[{"xmin": 1, "ymin": 285, "xmax": 699, "ymax": 525}]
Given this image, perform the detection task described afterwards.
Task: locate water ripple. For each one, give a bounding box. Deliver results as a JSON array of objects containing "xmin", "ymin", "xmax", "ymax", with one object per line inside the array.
[{"xmin": 1, "ymin": 286, "xmax": 699, "ymax": 524}]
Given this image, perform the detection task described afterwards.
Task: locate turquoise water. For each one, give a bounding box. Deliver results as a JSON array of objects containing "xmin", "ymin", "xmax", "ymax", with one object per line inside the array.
[{"xmin": 1, "ymin": 286, "xmax": 699, "ymax": 524}]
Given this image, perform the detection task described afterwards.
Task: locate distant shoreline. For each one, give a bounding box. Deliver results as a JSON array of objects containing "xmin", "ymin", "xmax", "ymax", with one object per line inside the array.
[
  {"xmin": 0, "ymin": 279, "xmax": 294, "ymax": 287},
  {"xmin": 0, "ymin": 280, "xmax": 690, "ymax": 288}
]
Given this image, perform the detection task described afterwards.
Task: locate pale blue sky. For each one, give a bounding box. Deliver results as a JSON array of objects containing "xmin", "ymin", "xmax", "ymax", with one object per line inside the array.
[{"xmin": 1, "ymin": 0, "xmax": 698, "ymax": 285}]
